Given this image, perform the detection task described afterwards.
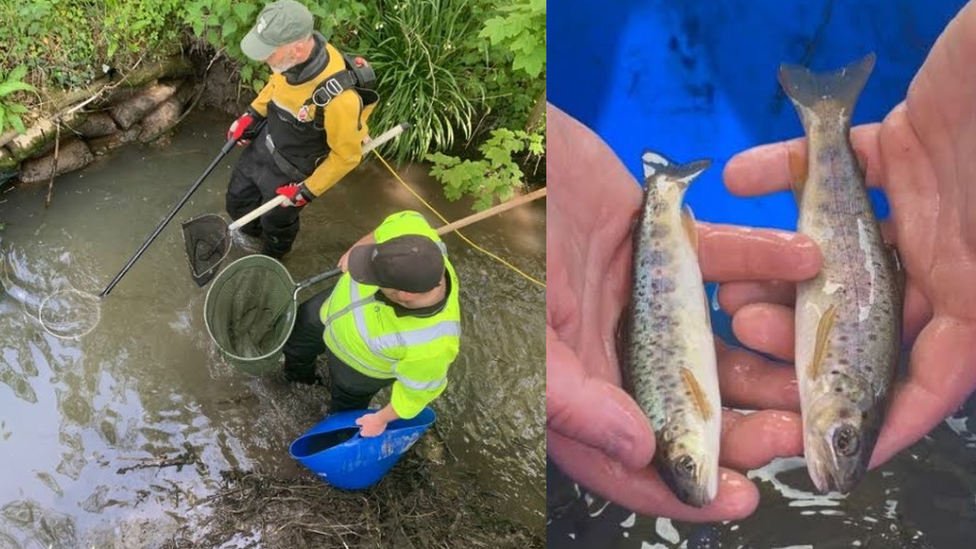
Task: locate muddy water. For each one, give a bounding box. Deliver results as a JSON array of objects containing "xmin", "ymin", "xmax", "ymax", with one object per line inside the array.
[{"xmin": 0, "ymin": 111, "xmax": 545, "ymax": 548}]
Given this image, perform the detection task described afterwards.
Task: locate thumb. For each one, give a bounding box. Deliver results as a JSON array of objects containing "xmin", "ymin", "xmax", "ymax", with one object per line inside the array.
[{"xmin": 547, "ymin": 328, "xmax": 655, "ymax": 470}]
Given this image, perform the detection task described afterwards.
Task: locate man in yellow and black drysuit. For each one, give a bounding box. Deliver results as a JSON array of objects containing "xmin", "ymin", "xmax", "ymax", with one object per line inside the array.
[
  {"xmin": 281, "ymin": 211, "xmax": 462, "ymax": 437},
  {"xmin": 225, "ymin": 0, "xmax": 378, "ymax": 259}
]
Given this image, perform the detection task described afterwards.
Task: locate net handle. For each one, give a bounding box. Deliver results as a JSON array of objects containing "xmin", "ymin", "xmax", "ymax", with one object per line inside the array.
[
  {"xmin": 296, "ymin": 267, "xmax": 343, "ymax": 293},
  {"xmin": 228, "ymin": 122, "xmax": 411, "ymax": 231},
  {"xmin": 433, "ymin": 187, "xmax": 547, "ymax": 236}
]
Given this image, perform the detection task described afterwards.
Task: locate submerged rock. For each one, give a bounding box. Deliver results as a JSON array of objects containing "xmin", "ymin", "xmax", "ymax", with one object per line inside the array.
[
  {"xmin": 18, "ymin": 139, "xmax": 94, "ymax": 184},
  {"xmin": 88, "ymin": 125, "xmax": 142, "ymax": 156}
]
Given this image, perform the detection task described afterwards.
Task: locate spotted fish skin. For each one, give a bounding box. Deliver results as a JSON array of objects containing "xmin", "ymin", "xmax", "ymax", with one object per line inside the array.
[
  {"xmin": 780, "ymin": 53, "xmax": 904, "ymax": 495},
  {"xmin": 621, "ymin": 150, "xmax": 720, "ymax": 508}
]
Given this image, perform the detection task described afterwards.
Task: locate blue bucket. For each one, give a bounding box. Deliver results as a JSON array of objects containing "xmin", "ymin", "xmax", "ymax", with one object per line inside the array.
[{"xmin": 289, "ymin": 407, "xmax": 436, "ymax": 490}]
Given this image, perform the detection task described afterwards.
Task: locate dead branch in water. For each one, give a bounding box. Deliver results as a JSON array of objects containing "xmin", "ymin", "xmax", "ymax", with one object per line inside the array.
[
  {"xmin": 44, "ymin": 118, "xmax": 60, "ymax": 208},
  {"xmin": 116, "ymin": 442, "xmax": 200, "ymax": 474}
]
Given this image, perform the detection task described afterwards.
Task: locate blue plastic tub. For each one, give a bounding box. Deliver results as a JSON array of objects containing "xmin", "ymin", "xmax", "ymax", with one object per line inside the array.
[
  {"xmin": 289, "ymin": 407, "xmax": 436, "ymax": 490},
  {"xmin": 549, "ymin": 0, "xmax": 967, "ymax": 341}
]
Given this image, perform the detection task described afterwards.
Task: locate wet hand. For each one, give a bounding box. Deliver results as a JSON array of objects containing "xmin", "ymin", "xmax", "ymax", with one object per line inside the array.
[
  {"xmin": 547, "ymin": 104, "xmax": 820, "ymax": 522},
  {"xmin": 356, "ymin": 413, "xmax": 388, "ymax": 437},
  {"xmin": 722, "ymin": 0, "xmax": 976, "ymax": 474},
  {"xmin": 337, "ymin": 249, "xmax": 351, "ymax": 272},
  {"xmin": 275, "ymin": 182, "xmax": 313, "ymax": 208}
]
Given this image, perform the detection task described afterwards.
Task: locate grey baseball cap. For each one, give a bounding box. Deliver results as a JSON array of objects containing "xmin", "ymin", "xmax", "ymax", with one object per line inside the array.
[{"xmin": 240, "ymin": 0, "xmax": 314, "ymax": 61}]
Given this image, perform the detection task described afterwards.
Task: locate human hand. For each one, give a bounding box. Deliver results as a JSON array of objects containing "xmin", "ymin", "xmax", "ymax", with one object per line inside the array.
[
  {"xmin": 227, "ymin": 111, "xmax": 262, "ymax": 146},
  {"xmin": 721, "ymin": 0, "xmax": 976, "ymax": 474},
  {"xmin": 275, "ymin": 182, "xmax": 313, "ymax": 208},
  {"xmin": 547, "ymin": 103, "xmax": 822, "ymax": 521},
  {"xmin": 337, "ymin": 248, "xmax": 352, "ymax": 272},
  {"xmin": 355, "ymin": 413, "xmax": 389, "ymax": 437}
]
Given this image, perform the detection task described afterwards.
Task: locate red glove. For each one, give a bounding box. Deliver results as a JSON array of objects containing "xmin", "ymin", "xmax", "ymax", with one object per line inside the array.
[
  {"xmin": 275, "ymin": 182, "xmax": 314, "ymax": 208},
  {"xmin": 227, "ymin": 112, "xmax": 262, "ymax": 145}
]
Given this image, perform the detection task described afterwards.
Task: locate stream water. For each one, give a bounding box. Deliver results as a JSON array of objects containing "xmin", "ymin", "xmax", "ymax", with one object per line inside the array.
[{"xmin": 0, "ymin": 111, "xmax": 546, "ymax": 547}]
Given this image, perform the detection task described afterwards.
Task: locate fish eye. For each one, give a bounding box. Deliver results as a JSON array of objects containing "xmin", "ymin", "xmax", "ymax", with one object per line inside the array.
[
  {"xmin": 833, "ymin": 425, "xmax": 860, "ymax": 457},
  {"xmin": 673, "ymin": 454, "xmax": 696, "ymax": 479}
]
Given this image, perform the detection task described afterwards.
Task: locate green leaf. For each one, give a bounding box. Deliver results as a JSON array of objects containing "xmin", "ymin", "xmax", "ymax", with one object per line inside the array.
[
  {"xmin": 0, "ymin": 81, "xmax": 36, "ymax": 97},
  {"xmin": 6, "ymin": 104, "xmax": 28, "ymax": 114},
  {"xmin": 222, "ymin": 19, "xmax": 238, "ymax": 38},
  {"xmin": 498, "ymin": 185, "xmax": 517, "ymax": 202},
  {"xmin": 240, "ymin": 65, "xmax": 253, "ymax": 82},
  {"xmin": 192, "ymin": 20, "xmax": 205, "ymax": 36},
  {"xmin": 7, "ymin": 65, "xmax": 28, "ymax": 83},
  {"xmin": 9, "ymin": 114, "xmax": 26, "ymax": 134},
  {"xmin": 232, "ymin": 3, "xmax": 255, "ymax": 20},
  {"xmin": 513, "ymin": 50, "xmax": 545, "ymax": 78},
  {"xmin": 473, "ymin": 193, "xmax": 494, "ymax": 212},
  {"xmin": 527, "ymin": 139, "xmax": 544, "ymax": 156}
]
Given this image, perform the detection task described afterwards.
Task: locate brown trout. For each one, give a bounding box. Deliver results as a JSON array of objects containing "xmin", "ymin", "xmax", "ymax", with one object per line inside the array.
[
  {"xmin": 621, "ymin": 150, "xmax": 720, "ymax": 508},
  {"xmin": 779, "ymin": 53, "xmax": 903, "ymax": 494}
]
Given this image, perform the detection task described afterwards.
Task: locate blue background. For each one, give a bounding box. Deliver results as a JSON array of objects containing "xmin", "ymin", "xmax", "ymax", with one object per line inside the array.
[{"xmin": 550, "ymin": 0, "xmax": 969, "ymax": 341}]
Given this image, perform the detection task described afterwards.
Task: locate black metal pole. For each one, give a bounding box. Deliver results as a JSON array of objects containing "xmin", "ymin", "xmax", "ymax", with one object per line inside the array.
[{"xmin": 99, "ymin": 138, "xmax": 238, "ymax": 298}]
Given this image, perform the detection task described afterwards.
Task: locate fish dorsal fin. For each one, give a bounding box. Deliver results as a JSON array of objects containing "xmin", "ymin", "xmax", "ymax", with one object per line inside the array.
[
  {"xmin": 681, "ymin": 205, "xmax": 699, "ymax": 254},
  {"xmin": 788, "ymin": 147, "xmax": 807, "ymax": 206},
  {"xmin": 681, "ymin": 367, "xmax": 713, "ymax": 421},
  {"xmin": 808, "ymin": 304, "xmax": 837, "ymax": 379}
]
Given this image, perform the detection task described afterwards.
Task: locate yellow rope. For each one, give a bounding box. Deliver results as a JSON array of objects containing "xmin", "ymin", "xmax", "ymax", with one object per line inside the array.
[{"xmin": 372, "ymin": 151, "xmax": 546, "ymax": 289}]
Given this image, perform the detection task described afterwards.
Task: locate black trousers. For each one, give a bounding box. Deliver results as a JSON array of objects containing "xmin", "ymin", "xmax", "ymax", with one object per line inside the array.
[
  {"xmin": 225, "ymin": 129, "xmax": 306, "ymax": 259},
  {"xmin": 282, "ymin": 288, "xmax": 395, "ymax": 411}
]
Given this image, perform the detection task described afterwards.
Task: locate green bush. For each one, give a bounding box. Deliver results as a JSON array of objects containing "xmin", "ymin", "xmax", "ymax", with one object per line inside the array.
[
  {"xmin": 426, "ymin": 0, "xmax": 546, "ymax": 210},
  {"xmin": 428, "ymin": 125, "xmax": 544, "ymax": 211},
  {"xmin": 0, "ymin": 0, "xmax": 545, "ymax": 215},
  {"xmin": 0, "ymin": 0, "xmax": 185, "ymax": 91},
  {"xmin": 183, "ymin": 0, "xmax": 367, "ymax": 94},
  {"xmin": 354, "ymin": 0, "xmax": 487, "ymax": 162},
  {"xmin": 0, "ymin": 66, "xmax": 37, "ymax": 134}
]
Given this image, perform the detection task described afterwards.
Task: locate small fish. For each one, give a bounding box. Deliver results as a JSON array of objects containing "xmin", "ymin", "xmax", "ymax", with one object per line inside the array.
[
  {"xmin": 620, "ymin": 150, "xmax": 720, "ymax": 508},
  {"xmin": 779, "ymin": 53, "xmax": 904, "ymax": 494}
]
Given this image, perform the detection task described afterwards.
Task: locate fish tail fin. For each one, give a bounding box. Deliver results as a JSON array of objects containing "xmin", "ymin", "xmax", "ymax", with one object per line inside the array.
[
  {"xmin": 641, "ymin": 149, "xmax": 711, "ymax": 190},
  {"xmin": 778, "ymin": 53, "xmax": 875, "ymax": 127}
]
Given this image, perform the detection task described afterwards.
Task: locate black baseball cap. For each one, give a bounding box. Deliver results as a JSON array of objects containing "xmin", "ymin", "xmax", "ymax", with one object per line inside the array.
[{"xmin": 347, "ymin": 234, "xmax": 445, "ymax": 293}]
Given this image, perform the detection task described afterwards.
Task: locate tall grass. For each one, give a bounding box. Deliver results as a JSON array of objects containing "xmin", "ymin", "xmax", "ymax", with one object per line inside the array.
[{"xmin": 357, "ymin": 0, "xmax": 485, "ymax": 162}]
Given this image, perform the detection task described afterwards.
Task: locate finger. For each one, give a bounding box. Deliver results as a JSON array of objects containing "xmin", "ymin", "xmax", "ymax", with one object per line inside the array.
[
  {"xmin": 547, "ymin": 328, "xmax": 655, "ymax": 470},
  {"xmin": 548, "ymin": 429, "xmax": 760, "ymax": 522},
  {"xmin": 724, "ymin": 124, "xmax": 883, "ymax": 197},
  {"xmin": 869, "ymin": 316, "xmax": 976, "ymax": 469},
  {"xmin": 716, "ymin": 340, "xmax": 800, "ymax": 411},
  {"xmin": 697, "ymin": 223, "xmax": 822, "ymax": 283},
  {"xmin": 731, "ymin": 303, "xmax": 796, "ymax": 362},
  {"xmin": 717, "ymin": 280, "xmax": 796, "ymax": 315},
  {"xmin": 903, "ymin": 281, "xmax": 933, "ymax": 345},
  {"xmin": 720, "ymin": 409, "xmax": 803, "ymax": 470}
]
